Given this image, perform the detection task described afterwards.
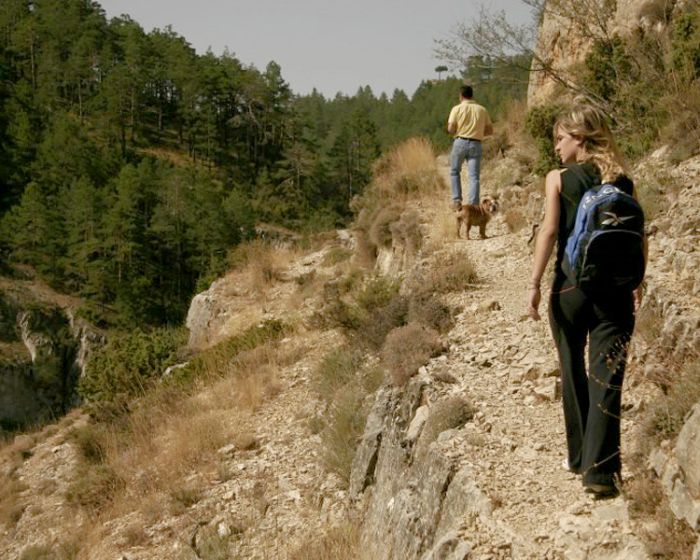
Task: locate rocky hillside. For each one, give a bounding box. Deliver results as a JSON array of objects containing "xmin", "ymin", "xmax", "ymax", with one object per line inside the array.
[{"xmin": 1, "ymin": 144, "xmax": 698, "ymax": 559}]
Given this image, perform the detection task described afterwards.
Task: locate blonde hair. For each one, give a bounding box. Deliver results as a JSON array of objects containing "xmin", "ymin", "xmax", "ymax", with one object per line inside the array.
[{"xmin": 554, "ymin": 103, "xmax": 626, "ymax": 182}]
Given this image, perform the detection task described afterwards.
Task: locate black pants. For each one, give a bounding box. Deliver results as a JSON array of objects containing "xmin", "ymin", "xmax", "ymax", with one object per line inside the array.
[{"xmin": 549, "ymin": 280, "xmax": 635, "ymax": 486}]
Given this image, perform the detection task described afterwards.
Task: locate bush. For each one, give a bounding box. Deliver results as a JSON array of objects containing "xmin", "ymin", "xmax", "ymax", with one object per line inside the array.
[
  {"xmin": 410, "ymin": 250, "xmax": 478, "ymax": 296},
  {"xmin": 381, "ymin": 322, "xmax": 443, "ymax": 386},
  {"xmin": 323, "ymin": 246, "xmax": 353, "ymax": 266},
  {"xmin": 368, "ymin": 205, "xmax": 402, "ymax": 249},
  {"xmin": 65, "ymin": 464, "xmax": 124, "ymax": 510},
  {"xmin": 320, "ymin": 383, "xmax": 368, "ymax": 485},
  {"xmin": 408, "ymin": 294, "xmax": 454, "ymax": 334},
  {"xmin": 0, "ymin": 477, "xmax": 28, "ymax": 528},
  {"xmin": 524, "ymin": 104, "xmax": 561, "ymax": 175},
  {"xmin": 390, "ymin": 210, "xmax": 423, "ymax": 255},
  {"xmin": 78, "ymin": 327, "xmax": 186, "ymax": 405},
  {"xmin": 358, "ymin": 295, "xmax": 410, "ymax": 350},
  {"xmin": 314, "ymin": 347, "xmax": 364, "ymax": 404},
  {"xmin": 69, "ymin": 424, "xmax": 109, "ymax": 464},
  {"xmin": 172, "ymin": 319, "xmax": 290, "ymax": 383}
]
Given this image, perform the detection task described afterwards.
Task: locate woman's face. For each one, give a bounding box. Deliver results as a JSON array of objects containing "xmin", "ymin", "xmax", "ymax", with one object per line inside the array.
[{"xmin": 555, "ymin": 128, "xmax": 583, "ymax": 164}]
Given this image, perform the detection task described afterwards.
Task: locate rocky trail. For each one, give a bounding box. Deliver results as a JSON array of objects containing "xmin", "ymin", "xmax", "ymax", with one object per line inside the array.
[{"xmin": 413, "ymin": 201, "xmax": 649, "ymax": 559}]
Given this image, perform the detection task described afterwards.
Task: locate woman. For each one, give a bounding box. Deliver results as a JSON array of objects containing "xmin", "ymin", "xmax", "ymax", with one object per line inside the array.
[{"xmin": 526, "ymin": 103, "xmax": 645, "ymax": 497}]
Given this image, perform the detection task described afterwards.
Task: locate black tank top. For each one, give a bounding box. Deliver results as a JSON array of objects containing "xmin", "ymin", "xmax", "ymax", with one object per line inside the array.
[{"xmin": 555, "ymin": 163, "xmax": 600, "ymax": 273}]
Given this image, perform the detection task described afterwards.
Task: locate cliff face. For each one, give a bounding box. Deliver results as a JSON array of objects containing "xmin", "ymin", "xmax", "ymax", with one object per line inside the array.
[
  {"xmin": 527, "ymin": 0, "xmax": 678, "ymax": 106},
  {"xmin": 0, "ymin": 279, "xmax": 103, "ymax": 428}
]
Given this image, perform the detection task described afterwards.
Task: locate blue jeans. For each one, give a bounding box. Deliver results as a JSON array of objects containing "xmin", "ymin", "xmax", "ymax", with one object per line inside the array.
[{"xmin": 450, "ymin": 138, "xmax": 482, "ymax": 205}]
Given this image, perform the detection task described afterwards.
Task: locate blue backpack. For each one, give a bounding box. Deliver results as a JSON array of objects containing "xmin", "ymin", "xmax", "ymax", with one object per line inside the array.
[{"xmin": 562, "ymin": 183, "xmax": 645, "ymax": 293}]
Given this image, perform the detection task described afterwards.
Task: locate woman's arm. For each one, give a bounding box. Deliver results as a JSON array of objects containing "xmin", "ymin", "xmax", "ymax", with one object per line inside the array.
[{"xmin": 527, "ymin": 169, "xmax": 562, "ymax": 320}]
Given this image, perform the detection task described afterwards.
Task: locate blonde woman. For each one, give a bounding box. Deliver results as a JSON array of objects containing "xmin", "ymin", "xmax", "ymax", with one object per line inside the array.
[{"xmin": 526, "ymin": 103, "xmax": 645, "ymax": 497}]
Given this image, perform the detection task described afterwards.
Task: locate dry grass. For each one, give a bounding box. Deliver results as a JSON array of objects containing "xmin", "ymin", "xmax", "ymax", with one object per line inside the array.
[
  {"xmin": 352, "ymin": 137, "xmax": 445, "ymax": 265},
  {"xmin": 18, "ymin": 544, "xmax": 79, "ymax": 560},
  {"xmin": 368, "ymin": 205, "xmax": 402, "ymax": 249},
  {"xmin": 428, "ymin": 207, "xmax": 460, "ymax": 242},
  {"xmin": 415, "ymin": 396, "xmax": 475, "ymax": 459},
  {"xmin": 322, "ymin": 246, "xmax": 353, "ymax": 266},
  {"xmin": 645, "ymin": 359, "xmax": 700, "ymax": 442},
  {"xmin": 372, "ymin": 137, "xmax": 444, "ymax": 199},
  {"xmin": 64, "ymin": 329, "xmax": 305, "ymax": 555},
  {"xmin": 227, "ymin": 239, "xmax": 301, "ymax": 297},
  {"xmin": 288, "ymin": 522, "xmax": 363, "ymax": 560},
  {"xmin": 626, "ymin": 469, "xmax": 696, "ymax": 559},
  {"xmin": 381, "ymin": 322, "xmax": 444, "ymax": 386},
  {"xmin": 0, "ymin": 477, "xmax": 29, "ymax": 527},
  {"xmin": 503, "ymin": 209, "xmax": 528, "ymax": 233},
  {"xmin": 314, "ymin": 347, "xmax": 364, "ymax": 404},
  {"xmin": 408, "ymin": 294, "xmax": 454, "ymax": 334},
  {"xmin": 390, "ymin": 210, "xmax": 423, "ymax": 256},
  {"xmin": 407, "ymin": 249, "xmax": 478, "ymax": 296}
]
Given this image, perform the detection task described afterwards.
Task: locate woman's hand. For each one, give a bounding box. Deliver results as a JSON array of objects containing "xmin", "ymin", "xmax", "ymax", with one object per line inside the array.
[{"xmin": 527, "ymin": 286, "xmax": 541, "ymax": 320}]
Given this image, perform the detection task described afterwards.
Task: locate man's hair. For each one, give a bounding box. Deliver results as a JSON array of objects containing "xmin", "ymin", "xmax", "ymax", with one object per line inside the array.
[{"xmin": 460, "ymin": 85, "xmax": 473, "ymax": 99}]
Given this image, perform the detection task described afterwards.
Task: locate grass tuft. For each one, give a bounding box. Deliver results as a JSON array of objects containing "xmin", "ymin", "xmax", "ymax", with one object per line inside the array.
[{"xmin": 381, "ymin": 322, "xmax": 443, "ymax": 386}]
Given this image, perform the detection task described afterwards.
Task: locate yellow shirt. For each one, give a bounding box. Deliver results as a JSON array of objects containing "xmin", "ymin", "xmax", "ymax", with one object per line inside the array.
[{"xmin": 448, "ymin": 99, "xmax": 492, "ymax": 140}]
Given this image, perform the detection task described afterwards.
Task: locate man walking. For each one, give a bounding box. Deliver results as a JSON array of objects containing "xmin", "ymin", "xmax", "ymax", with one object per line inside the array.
[{"xmin": 447, "ymin": 85, "xmax": 493, "ymax": 209}]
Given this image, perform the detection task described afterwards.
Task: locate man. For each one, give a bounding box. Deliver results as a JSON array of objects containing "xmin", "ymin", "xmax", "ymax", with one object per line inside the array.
[{"xmin": 447, "ymin": 85, "xmax": 493, "ymax": 210}]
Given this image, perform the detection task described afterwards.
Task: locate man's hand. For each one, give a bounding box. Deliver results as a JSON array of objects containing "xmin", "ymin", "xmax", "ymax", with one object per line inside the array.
[{"xmin": 447, "ymin": 121, "xmax": 456, "ymax": 135}]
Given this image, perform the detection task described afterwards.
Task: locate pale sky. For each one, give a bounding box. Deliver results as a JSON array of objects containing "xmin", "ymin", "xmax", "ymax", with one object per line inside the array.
[{"xmin": 98, "ymin": 0, "xmax": 535, "ymax": 98}]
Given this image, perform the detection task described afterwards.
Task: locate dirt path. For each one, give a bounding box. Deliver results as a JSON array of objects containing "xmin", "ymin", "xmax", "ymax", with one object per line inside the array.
[{"xmin": 417, "ymin": 170, "xmax": 648, "ymax": 557}]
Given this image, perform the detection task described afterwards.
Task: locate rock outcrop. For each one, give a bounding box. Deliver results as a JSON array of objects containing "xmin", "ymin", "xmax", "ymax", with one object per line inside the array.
[
  {"xmin": 0, "ymin": 281, "xmax": 103, "ymax": 428},
  {"xmin": 528, "ymin": 0, "xmax": 679, "ymax": 106}
]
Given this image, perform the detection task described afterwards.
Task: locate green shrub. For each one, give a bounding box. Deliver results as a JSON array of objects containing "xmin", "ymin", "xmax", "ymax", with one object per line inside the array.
[
  {"xmin": 170, "ymin": 319, "xmax": 290, "ymax": 384},
  {"xmin": 78, "ymin": 327, "xmax": 186, "ymax": 404},
  {"xmin": 315, "ymin": 347, "xmax": 364, "ymax": 404},
  {"xmin": 671, "ymin": 10, "xmax": 700, "ymax": 80},
  {"xmin": 358, "ymin": 295, "xmax": 410, "ymax": 350},
  {"xmin": 355, "ymin": 276, "xmax": 401, "ymax": 310},
  {"xmin": 320, "ymin": 383, "xmax": 368, "ymax": 485},
  {"xmin": 524, "ymin": 104, "xmax": 561, "ymax": 175}
]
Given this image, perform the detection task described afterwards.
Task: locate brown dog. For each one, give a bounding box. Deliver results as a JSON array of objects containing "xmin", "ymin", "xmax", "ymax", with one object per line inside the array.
[{"xmin": 456, "ymin": 197, "xmax": 498, "ymax": 239}]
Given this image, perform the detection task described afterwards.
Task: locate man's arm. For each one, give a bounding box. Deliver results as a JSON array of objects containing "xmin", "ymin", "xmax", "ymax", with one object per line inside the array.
[{"xmin": 447, "ymin": 120, "xmax": 457, "ymax": 135}]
